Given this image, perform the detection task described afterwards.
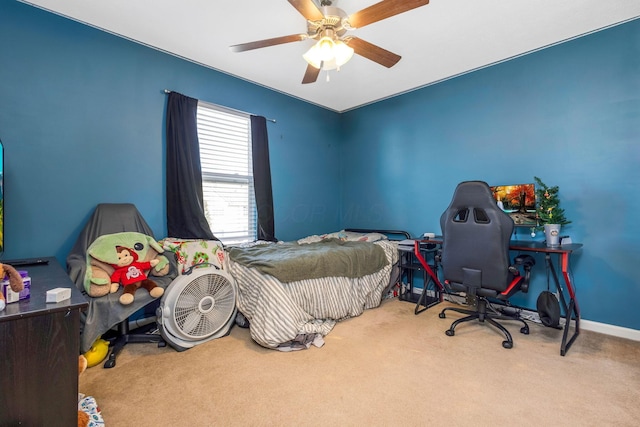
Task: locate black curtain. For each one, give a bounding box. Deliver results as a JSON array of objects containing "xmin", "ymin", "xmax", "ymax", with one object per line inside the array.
[
  {"xmin": 251, "ymin": 115, "xmax": 276, "ymax": 242},
  {"xmin": 165, "ymin": 92, "xmax": 216, "ymax": 239}
]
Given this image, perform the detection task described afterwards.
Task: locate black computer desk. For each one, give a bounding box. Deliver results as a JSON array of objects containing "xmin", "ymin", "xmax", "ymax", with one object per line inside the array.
[{"xmin": 414, "ymin": 239, "xmax": 583, "ymax": 356}]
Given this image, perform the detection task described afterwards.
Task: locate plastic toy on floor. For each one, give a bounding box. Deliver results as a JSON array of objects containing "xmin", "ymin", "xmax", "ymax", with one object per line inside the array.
[{"xmin": 84, "ymin": 338, "xmax": 110, "ymax": 368}]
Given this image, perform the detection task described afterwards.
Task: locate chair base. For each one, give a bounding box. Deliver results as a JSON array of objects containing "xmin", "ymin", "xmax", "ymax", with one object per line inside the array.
[
  {"xmin": 439, "ymin": 298, "xmax": 529, "ymax": 349},
  {"xmin": 103, "ymin": 321, "xmax": 166, "ymax": 368}
]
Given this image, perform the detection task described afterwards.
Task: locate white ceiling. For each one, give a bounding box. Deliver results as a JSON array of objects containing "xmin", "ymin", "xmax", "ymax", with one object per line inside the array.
[{"xmin": 19, "ymin": 0, "xmax": 640, "ymax": 112}]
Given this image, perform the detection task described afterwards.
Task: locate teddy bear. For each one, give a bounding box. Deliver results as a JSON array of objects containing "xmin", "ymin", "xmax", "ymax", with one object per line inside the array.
[
  {"xmin": 0, "ymin": 263, "xmax": 24, "ymax": 311},
  {"xmin": 110, "ymin": 245, "xmax": 164, "ymax": 305},
  {"xmin": 82, "ymin": 232, "xmax": 170, "ymax": 298}
]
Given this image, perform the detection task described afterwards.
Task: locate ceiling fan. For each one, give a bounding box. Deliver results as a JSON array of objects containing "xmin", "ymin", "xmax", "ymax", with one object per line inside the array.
[{"xmin": 229, "ymin": 0, "xmax": 430, "ymax": 84}]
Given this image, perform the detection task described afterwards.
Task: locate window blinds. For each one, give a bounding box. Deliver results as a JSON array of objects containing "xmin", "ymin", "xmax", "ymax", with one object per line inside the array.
[{"xmin": 197, "ymin": 102, "xmax": 256, "ymax": 244}]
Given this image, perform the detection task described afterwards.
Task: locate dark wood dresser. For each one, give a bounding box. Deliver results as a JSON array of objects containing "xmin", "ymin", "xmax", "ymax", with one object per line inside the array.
[{"xmin": 0, "ymin": 257, "xmax": 88, "ymax": 426}]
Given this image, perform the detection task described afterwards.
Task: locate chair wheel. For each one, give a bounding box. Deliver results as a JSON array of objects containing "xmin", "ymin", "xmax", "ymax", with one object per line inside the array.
[
  {"xmin": 439, "ymin": 312, "xmax": 446, "ymax": 319},
  {"xmin": 445, "ymin": 329, "xmax": 455, "ymax": 336},
  {"xmin": 502, "ymin": 340, "xmax": 513, "ymax": 349},
  {"xmin": 520, "ymin": 326, "xmax": 529, "ymax": 335},
  {"xmin": 158, "ymin": 341, "xmax": 167, "ymax": 348},
  {"xmin": 103, "ymin": 356, "xmax": 116, "ymax": 369}
]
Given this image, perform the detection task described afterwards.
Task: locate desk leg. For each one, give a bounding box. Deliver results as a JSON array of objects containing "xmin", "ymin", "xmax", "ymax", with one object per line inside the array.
[
  {"xmin": 561, "ymin": 298, "xmax": 580, "ymax": 356},
  {"xmin": 415, "ymin": 269, "xmax": 441, "ymax": 315},
  {"xmin": 414, "ymin": 243, "xmax": 444, "ymax": 315},
  {"xmin": 546, "ymin": 254, "xmax": 580, "ymax": 356}
]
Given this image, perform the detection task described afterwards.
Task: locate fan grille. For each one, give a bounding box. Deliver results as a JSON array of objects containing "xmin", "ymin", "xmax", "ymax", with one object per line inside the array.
[{"xmin": 173, "ymin": 272, "xmax": 235, "ymax": 339}]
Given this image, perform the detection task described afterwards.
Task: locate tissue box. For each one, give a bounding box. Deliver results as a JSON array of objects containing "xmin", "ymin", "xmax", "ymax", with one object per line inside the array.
[
  {"xmin": 46, "ymin": 287, "xmax": 72, "ymax": 303},
  {"xmin": 1, "ymin": 270, "xmax": 31, "ymax": 304}
]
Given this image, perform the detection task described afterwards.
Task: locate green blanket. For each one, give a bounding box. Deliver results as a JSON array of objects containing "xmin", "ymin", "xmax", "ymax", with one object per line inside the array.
[{"xmin": 228, "ymin": 239, "xmax": 388, "ymax": 283}]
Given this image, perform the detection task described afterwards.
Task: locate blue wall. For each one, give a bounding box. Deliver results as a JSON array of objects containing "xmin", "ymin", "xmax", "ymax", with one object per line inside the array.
[
  {"xmin": 0, "ymin": 0, "xmax": 342, "ymax": 261},
  {"xmin": 340, "ymin": 19, "xmax": 640, "ymax": 329},
  {"xmin": 1, "ymin": 0, "xmax": 639, "ymax": 330}
]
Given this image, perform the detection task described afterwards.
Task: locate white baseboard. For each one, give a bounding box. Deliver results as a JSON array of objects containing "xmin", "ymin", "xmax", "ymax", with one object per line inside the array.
[{"xmin": 580, "ymin": 319, "xmax": 640, "ymax": 342}]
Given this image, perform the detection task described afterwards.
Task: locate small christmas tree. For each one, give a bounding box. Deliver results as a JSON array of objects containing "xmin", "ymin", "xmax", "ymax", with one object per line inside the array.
[{"xmin": 534, "ymin": 176, "xmax": 571, "ymax": 231}]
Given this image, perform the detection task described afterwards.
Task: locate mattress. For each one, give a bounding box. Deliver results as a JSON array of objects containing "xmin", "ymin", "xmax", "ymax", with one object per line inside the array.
[{"xmin": 228, "ymin": 232, "xmax": 399, "ymax": 350}]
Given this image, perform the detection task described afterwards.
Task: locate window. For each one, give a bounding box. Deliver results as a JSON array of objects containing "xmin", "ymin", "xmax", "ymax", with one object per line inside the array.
[{"xmin": 196, "ymin": 101, "xmax": 256, "ymax": 244}]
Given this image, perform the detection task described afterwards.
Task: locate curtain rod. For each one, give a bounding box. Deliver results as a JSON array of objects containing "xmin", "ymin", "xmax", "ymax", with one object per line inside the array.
[{"xmin": 163, "ymin": 89, "xmax": 276, "ymax": 123}]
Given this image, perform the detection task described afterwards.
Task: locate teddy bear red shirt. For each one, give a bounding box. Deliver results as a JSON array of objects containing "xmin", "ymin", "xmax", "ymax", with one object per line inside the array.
[{"xmin": 110, "ymin": 261, "xmax": 153, "ymax": 285}]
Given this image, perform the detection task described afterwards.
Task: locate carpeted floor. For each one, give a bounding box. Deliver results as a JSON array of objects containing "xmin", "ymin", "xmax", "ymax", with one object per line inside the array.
[{"xmin": 80, "ymin": 298, "xmax": 640, "ymax": 426}]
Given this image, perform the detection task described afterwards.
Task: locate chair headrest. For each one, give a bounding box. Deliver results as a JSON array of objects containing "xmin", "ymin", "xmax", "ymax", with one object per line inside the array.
[
  {"xmin": 447, "ymin": 181, "xmax": 499, "ymax": 211},
  {"xmin": 439, "ymin": 180, "xmax": 515, "ymax": 291}
]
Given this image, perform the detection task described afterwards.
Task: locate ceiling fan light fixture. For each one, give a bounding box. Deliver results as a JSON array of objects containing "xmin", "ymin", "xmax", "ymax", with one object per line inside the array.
[
  {"xmin": 303, "ymin": 37, "xmax": 354, "ymax": 71},
  {"xmin": 332, "ymin": 40, "xmax": 354, "ymax": 67},
  {"xmin": 317, "ymin": 36, "xmax": 335, "ymax": 59},
  {"xmin": 303, "ymin": 43, "xmax": 323, "ymax": 69},
  {"xmin": 232, "ymin": 0, "xmax": 431, "ymax": 84}
]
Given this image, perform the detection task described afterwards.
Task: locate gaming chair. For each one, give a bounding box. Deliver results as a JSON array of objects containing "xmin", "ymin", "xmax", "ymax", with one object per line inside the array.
[{"xmin": 438, "ymin": 181, "xmax": 535, "ymax": 348}]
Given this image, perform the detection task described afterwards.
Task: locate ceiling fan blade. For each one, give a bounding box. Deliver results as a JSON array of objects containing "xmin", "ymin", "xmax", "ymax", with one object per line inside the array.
[
  {"xmin": 348, "ymin": 0, "xmax": 429, "ymax": 29},
  {"xmin": 288, "ymin": 0, "xmax": 324, "ymax": 22},
  {"xmin": 345, "ymin": 37, "xmax": 401, "ymax": 68},
  {"xmin": 302, "ymin": 64, "xmax": 321, "ymax": 84},
  {"xmin": 230, "ymin": 34, "xmax": 307, "ymax": 53}
]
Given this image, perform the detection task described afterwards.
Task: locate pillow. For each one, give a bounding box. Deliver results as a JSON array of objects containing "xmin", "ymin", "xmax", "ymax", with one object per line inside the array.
[
  {"xmin": 297, "ymin": 234, "xmax": 323, "ymax": 244},
  {"xmin": 342, "ymin": 231, "xmax": 388, "ymax": 242},
  {"xmin": 161, "ymin": 238, "xmax": 225, "ymax": 273},
  {"xmin": 298, "ymin": 230, "xmax": 388, "ymax": 244}
]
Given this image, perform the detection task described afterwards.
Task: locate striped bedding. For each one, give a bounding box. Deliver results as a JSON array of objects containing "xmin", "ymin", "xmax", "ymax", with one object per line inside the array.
[{"xmin": 228, "ymin": 239, "xmax": 398, "ymax": 350}]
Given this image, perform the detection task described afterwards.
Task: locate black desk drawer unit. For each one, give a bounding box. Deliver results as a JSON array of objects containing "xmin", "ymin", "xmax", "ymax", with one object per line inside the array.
[{"xmin": 0, "ymin": 257, "xmax": 88, "ymax": 426}]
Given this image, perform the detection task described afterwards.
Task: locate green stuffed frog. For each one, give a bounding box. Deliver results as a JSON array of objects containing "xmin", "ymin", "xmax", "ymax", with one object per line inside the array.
[{"xmin": 83, "ymin": 232, "xmax": 170, "ymax": 303}]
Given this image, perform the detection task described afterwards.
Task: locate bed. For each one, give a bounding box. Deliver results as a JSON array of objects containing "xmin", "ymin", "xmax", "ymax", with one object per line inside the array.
[{"xmin": 225, "ymin": 229, "xmax": 407, "ymax": 351}]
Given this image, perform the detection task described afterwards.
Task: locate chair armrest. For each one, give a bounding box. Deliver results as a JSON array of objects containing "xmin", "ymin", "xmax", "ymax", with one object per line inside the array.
[
  {"xmin": 514, "ymin": 254, "xmax": 535, "ymax": 293},
  {"xmin": 514, "ymin": 254, "xmax": 535, "ymax": 269}
]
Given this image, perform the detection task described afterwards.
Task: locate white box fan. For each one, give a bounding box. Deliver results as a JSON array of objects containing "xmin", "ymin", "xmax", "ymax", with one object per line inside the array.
[{"xmin": 157, "ymin": 266, "xmax": 237, "ymax": 351}]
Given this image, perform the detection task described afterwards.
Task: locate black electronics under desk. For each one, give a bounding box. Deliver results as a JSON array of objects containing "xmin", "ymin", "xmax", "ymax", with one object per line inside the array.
[
  {"xmin": 0, "ymin": 257, "xmax": 88, "ymax": 426},
  {"xmin": 398, "ymin": 242, "xmax": 443, "ymax": 314}
]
